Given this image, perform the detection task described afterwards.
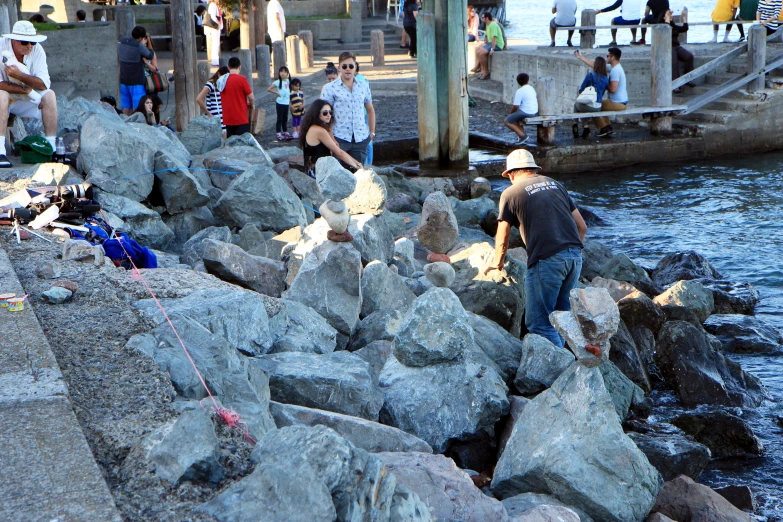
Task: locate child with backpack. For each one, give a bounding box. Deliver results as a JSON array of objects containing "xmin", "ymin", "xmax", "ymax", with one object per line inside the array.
[
  {"xmin": 267, "ymin": 66, "xmax": 291, "ymax": 141},
  {"xmin": 289, "ymin": 78, "xmax": 305, "ymax": 139}
]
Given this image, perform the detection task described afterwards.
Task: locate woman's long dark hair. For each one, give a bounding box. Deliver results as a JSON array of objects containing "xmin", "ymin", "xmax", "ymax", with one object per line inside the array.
[
  {"xmin": 593, "ymin": 56, "xmax": 608, "ymax": 77},
  {"xmin": 208, "ymin": 65, "xmax": 229, "ymax": 85},
  {"xmin": 133, "ymin": 95, "xmax": 155, "ymax": 125},
  {"xmin": 299, "ymin": 99, "xmax": 335, "ymax": 150}
]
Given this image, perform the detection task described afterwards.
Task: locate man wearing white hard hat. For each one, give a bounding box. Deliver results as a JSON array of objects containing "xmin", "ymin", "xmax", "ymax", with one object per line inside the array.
[
  {"xmin": 0, "ymin": 21, "xmax": 57, "ymax": 168},
  {"xmin": 485, "ymin": 149, "xmax": 588, "ymax": 348}
]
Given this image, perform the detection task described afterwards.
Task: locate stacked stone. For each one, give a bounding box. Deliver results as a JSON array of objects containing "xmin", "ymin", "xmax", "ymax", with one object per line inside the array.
[
  {"xmin": 315, "ymin": 157, "xmax": 356, "ymax": 242},
  {"xmin": 549, "ymin": 287, "xmax": 620, "ymax": 367},
  {"xmin": 417, "ymin": 191, "xmax": 459, "ymax": 288}
]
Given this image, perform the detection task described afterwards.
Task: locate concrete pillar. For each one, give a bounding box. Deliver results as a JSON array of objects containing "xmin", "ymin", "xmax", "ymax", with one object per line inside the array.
[
  {"xmin": 345, "ymin": 0, "xmax": 362, "ymax": 43},
  {"xmin": 747, "ymin": 24, "xmax": 766, "ymax": 92},
  {"xmin": 0, "ymin": 6, "xmax": 10, "ymax": 36},
  {"xmin": 272, "ymin": 40, "xmax": 286, "ymax": 76},
  {"xmin": 650, "ymin": 24, "xmax": 672, "ymax": 135},
  {"xmin": 535, "ymin": 77, "xmax": 556, "ymax": 145},
  {"xmin": 298, "ymin": 30, "xmax": 314, "ymax": 68},
  {"xmin": 447, "ymin": 0, "xmax": 468, "ymax": 163},
  {"xmin": 0, "ymin": 0, "xmax": 16, "ymax": 26},
  {"xmin": 371, "ymin": 29, "xmax": 385, "ymax": 66},
  {"xmin": 285, "ymin": 35, "xmax": 301, "ymax": 74},
  {"xmin": 219, "ymin": 56, "xmax": 228, "ymax": 69},
  {"xmin": 417, "ymin": 12, "xmax": 439, "ymax": 162},
  {"xmin": 239, "ymin": 48, "xmax": 254, "ymax": 90},
  {"xmin": 580, "ymin": 10, "xmax": 596, "ymax": 49},
  {"xmin": 116, "ymin": 9, "xmax": 135, "ymax": 40},
  {"xmin": 256, "ymin": 44, "xmax": 271, "ymax": 88}
]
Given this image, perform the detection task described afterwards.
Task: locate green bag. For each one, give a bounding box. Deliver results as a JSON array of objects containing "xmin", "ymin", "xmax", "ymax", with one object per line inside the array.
[{"xmin": 16, "ymin": 135, "xmax": 54, "ymax": 164}]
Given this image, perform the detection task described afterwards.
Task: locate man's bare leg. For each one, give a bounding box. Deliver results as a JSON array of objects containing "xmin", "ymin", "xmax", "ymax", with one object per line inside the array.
[
  {"xmin": 40, "ymin": 90, "xmax": 58, "ymax": 137},
  {"xmin": 0, "ymin": 91, "xmax": 9, "ymax": 138}
]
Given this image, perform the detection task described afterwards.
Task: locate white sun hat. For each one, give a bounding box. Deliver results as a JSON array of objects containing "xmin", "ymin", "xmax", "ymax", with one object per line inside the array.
[{"xmin": 3, "ymin": 21, "xmax": 48, "ymax": 43}]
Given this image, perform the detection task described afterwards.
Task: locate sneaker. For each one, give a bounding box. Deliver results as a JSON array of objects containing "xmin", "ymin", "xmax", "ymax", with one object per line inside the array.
[
  {"xmin": 567, "ymin": 40, "xmax": 573, "ymax": 47},
  {"xmin": 0, "ymin": 154, "xmax": 10, "ymax": 168},
  {"xmin": 549, "ymin": 42, "xmax": 555, "ymax": 47},
  {"xmin": 292, "ymin": 131, "xmax": 300, "ymax": 139},
  {"xmin": 597, "ymin": 126, "xmax": 614, "ymax": 137},
  {"xmin": 632, "ymin": 38, "xmax": 646, "ymax": 45},
  {"xmin": 517, "ymin": 135, "xmax": 530, "ymax": 145},
  {"xmin": 709, "ymin": 36, "xmax": 717, "ymax": 43},
  {"xmin": 609, "ymin": 41, "xmax": 617, "ymax": 47},
  {"xmin": 738, "ymin": 36, "xmax": 746, "ymax": 42},
  {"xmin": 276, "ymin": 133, "xmax": 284, "ymax": 141}
]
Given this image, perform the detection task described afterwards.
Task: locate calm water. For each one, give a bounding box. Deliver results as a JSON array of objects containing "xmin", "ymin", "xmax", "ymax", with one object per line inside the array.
[
  {"xmin": 493, "ymin": 152, "xmax": 783, "ymax": 519},
  {"xmin": 506, "ymin": 0, "xmax": 746, "ymax": 46}
]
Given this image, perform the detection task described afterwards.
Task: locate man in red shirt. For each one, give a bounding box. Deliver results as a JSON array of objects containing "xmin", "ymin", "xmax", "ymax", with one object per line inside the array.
[{"xmin": 217, "ymin": 56, "xmax": 254, "ymax": 137}]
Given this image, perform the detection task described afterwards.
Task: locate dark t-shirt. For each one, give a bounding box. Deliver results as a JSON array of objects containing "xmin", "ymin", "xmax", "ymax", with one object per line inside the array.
[
  {"xmin": 403, "ymin": 4, "xmax": 418, "ymax": 28},
  {"xmin": 647, "ymin": 0, "xmax": 670, "ymax": 20},
  {"xmin": 498, "ymin": 175, "xmax": 583, "ymax": 267}
]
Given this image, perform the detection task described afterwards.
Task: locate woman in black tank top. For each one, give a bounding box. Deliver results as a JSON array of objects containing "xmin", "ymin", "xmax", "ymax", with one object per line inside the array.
[{"xmin": 299, "ymin": 99, "xmax": 363, "ymax": 178}]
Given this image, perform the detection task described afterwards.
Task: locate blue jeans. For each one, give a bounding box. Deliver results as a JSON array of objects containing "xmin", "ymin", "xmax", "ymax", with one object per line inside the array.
[
  {"xmin": 366, "ymin": 139, "xmax": 373, "ymax": 165},
  {"xmin": 524, "ymin": 247, "xmax": 582, "ymax": 348}
]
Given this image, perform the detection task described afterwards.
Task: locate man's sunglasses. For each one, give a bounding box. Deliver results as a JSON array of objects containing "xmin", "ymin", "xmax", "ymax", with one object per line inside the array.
[
  {"xmin": 20, "ymin": 41, "xmax": 36, "ymax": 46},
  {"xmin": 321, "ymin": 110, "xmax": 333, "ymax": 116},
  {"xmin": 341, "ymin": 64, "xmax": 355, "ymax": 70}
]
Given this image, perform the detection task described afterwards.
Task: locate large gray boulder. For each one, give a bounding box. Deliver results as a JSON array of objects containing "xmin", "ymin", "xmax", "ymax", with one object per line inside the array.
[
  {"xmin": 94, "ymin": 191, "xmax": 174, "ymax": 250},
  {"xmin": 285, "ymin": 241, "xmax": 363, "ymax": 338},
  {"xmin": 651, "ymin": 251, "xmax": 723, "ymax": 287},
  {"xmin": 201, "ymin": 239, "xmax": 286, "ymax": 297},
  {"xmin": 514, "ymin": 333, "xmax": 575, "ymax": 395},
  {"xmin": 179, "ymin": 115, "xmax": 223, "ymax": 155},
  {"xmin": 609, "ymin": 320, "xmax": 652, "ymax": 392},
  {"xmin": 491, "ymin": 363, "xmax": 662, "ymax": 522},
  {"xmin": 127, "ymin": 317, "xmax": 275, "ymax": 439},
  {"xmin": 153, "ymin": 151, "xmax": 210, "ymax": 214},
  {"xmin": 133, "ymin": 288, "xmax": 273, "ymax": 356},
  {"xmin": 348, "ymin": 309, "xmax": 404, "ymax": 352},
  {"xmin": 671, "ymin": 411, "xmax": 764, "ymax": 459},
  {"xmin": 213, "ymin": 164, "xmax": 307, "ymax": 232},
  {"xmin": 449, "ymin": 196, "xmax": 496, "ymax": 226},
  {"xmin": 315, "ymin": 156, "xmax": 356, "ymax": 200},
  {"xmin": 703, "ymin": 314, "xmax": 783, "ymax": 354},
  {"xmin": 360, "ymin": 260, "xmax": 417, "ymax": 318},
  {"xmin": 200, "ymin": 425, "xmax": 430, "ymax": 522},
  {"xmin": 392, "ymin": 237, "xmax": 417, "ymax": 276},
  {"xmin": 651, "ymin": 475, "xmax": 755, "ymax": 522},
  {"xmin": 694, "ymin": 278, "xmax": 760, "ymax": 315},
  {"xmin": 266, "ymin": 298, "xmax": 338, "ymax": 354},
  {"xmin": 376, "ymin": 452, "xmax": 509, "ymax": 522},
  {"xmin": 469, "ymin": 312, "xmax": 527, "ymax": 381},
  {"xmin": 392, "ymin": 287, "xmax": 475, "ymax": 367},
  {"xmin": 343, "ymin": 168, "xmax": 387, "ymax": 216},
  {"xmin": 599, "ymin": 253, "xmax": 660, "ymax": 296},
  {"xmin": 653, "ymin": 280, "xmax": 714, "ymax": 323},
  {"xmin": 254, "ymin": 351, "xmax": 384, "ymax": 421},
  {"xmin": 627, "ymin": 430, "xmax": 711, "ymax": 481},
  {"xmin": 417, "ymin": 191, "xmax": 459, "ymax": 254},
  {"xmin": 380, "ymin": 350, "xmax": 509, "ymax": 452},
  {"xmin": 78, "ymin": 113, "xmax": 156, "ymax": 201},
  {"xmin": 201, "ymin": 157, "xmax": 251, "ymax": 191},
  {"xmin": 180, "ymin": 226, "xmax": 232, "ymax": 267},
  {"xmin": 269, "ymin": 402, "xmax": 432, "ymax": 453},
  {"xmin": 143, "ymin": 406, "xmax": 222, "ymax": 484},
  {"xmin": 502, "ymin": 494, "xmax": 594, "ymax": 522},
  {"xmin": 163, "ymin": 207, "xmax": 218, "ymax": 254},
  {"xmin": 354, "ymin": 340, "xmax": 394, "ymax": 382},
  {"xmin": 57, "ymin": 95, "xmax": 122, "ymax": 134},
  {"xmin": 598, "ymin": 361, "xmax": 650, "ymax": 421},
  {"xmin": 655, "ymin": 321, "xmax": 769, "ymax": 408}
]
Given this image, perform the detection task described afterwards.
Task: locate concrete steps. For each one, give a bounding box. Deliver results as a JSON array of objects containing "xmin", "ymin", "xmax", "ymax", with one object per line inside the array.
[
  {"xmin": 677, "ymin": 108, "xmax": 734, "ymax": 124},
  {"xmin": 468, "ymin": 77, "xmax": 504, "ymax": 102}
]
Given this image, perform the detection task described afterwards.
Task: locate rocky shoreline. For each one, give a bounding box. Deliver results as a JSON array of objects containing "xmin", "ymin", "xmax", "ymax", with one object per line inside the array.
[{"xmin": 1, "ymin": 95, "xmax": 780, "ymax": 521}]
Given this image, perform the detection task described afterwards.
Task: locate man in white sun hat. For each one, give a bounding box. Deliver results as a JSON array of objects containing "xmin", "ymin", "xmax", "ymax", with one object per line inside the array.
[
  {"xmin": 0, "ymin": 21, "xmax": 57, "ymax": 168},
  {"xmin": 485, "ymin": 149, "xmax": 588, "ymax": 348}
]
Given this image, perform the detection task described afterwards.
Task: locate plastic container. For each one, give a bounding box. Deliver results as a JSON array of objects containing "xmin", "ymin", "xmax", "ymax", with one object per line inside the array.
[
  {"xmin": 0, "ymin": 293, "xmax": 15, "ymax": 307},
  {"xmin": 7, "ymin": 297, "xmax": 24, "ymax": 312}
]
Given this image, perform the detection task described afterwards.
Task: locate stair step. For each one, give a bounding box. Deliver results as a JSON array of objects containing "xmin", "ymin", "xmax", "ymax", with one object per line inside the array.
[
  {"xmin": 702, "ymin": 97, "xmax": 762, "ymax": 112},
  {"xmin": 467, "ymin": 78, "xmax": 504, "ymax": 102},
  {"xmin": 677, "ymin": 108, "xmax": 734, "ymax": 124},
  {"xmin": 704, "ymin": 72, "xmax": 742, "ymax": 85}
]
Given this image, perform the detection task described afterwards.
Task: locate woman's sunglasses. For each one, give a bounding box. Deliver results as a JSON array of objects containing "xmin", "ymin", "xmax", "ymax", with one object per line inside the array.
[
  {"xmin": 341, "ymin": 64, "xmax": 355, "ymax": 70},
  {"xmin": 321, "ymin": 110, "xmax": 333, "ymax": 116}
]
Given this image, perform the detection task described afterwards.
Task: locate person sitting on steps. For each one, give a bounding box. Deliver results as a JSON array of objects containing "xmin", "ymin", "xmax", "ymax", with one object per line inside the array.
[
  {"xmin": 575, "ymin": 47, "xmax": 627, "ymax": 138},
  {"xmin": 668, "ymin": 9, "xmax": 695, "ymax": 92},
  {"xmin": 596, "ymin": 0, "xmax": 643, "ymax": 45},
  {"xmin": 474, "ymin": 12, "xmax": 504, "ymax": 80}
]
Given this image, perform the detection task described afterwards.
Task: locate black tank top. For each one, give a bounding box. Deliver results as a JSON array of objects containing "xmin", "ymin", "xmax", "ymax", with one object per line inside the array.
[{"xmin": 304, "ymin": 141, "xmax": 332, "ymax": 174}]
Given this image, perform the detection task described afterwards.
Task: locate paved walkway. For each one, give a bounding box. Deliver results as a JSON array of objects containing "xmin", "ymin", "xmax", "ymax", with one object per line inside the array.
[{"xmin": 0, "ymin": 246, "xmax": 120, "ymax": 522}]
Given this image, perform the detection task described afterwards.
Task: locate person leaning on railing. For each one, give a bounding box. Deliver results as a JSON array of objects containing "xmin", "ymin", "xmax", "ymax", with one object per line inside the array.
[{"xmin": 757, "ymin": 0, "xmax": 783, "ymax": 35}]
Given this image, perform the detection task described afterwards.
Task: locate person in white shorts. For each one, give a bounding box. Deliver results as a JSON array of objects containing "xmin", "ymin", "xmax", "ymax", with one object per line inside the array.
[{"xmin": 0, "ymin": 21, "xmax": 58, "ymax": 168}]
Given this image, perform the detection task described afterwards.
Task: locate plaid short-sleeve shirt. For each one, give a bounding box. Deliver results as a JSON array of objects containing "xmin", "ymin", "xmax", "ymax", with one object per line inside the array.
[{"xmin": 321, "ymin": 76, "xmax": 373, "ymax": 142}]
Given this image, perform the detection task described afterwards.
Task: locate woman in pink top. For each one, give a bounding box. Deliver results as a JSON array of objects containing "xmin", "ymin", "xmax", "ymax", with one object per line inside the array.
[{"xmin": 467, "ymin": 5, "xmax": 480, "ymax": 41}]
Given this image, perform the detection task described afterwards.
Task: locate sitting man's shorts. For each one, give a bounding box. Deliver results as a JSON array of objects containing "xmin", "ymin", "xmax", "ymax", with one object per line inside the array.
[
  {"xmin": 9, "ymin": 89, "xmax": 53, "ymax": 119},
  {"xmin": 120, "ymin": 84, "xmax": 147, "ymax": 110},
  {"xmin": 505, "ymin": 110, "xmax": 538, "ymax": 125},
  {"xmin": 550, "ymin": 18, "xmax": 575, "ymax": 29},
  {"xmin": 483, "ymin": 43, "xmax": 502, "ymax": 51},
  {"xmin": 613, "ymin": 16, "xmax": 641, "ymax": 25},
  {"xmin": 643, "ymin": 13, "xmax": 659, "ymax": 23}
]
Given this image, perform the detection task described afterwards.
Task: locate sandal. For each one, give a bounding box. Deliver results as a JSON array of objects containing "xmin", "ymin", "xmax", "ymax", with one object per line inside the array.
[
  {"xmin": 572, "ymin": 123, "xmax": 579, "ymax": 139},
  {"xmin": 674, "ymin": 87, "xmax": 683, "ymax": 94}
]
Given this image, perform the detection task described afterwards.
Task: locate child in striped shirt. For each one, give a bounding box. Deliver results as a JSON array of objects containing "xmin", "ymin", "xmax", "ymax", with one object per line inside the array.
[{"xmin": 290, "ymin": 78, "xmax": 305, "ymax": 139}]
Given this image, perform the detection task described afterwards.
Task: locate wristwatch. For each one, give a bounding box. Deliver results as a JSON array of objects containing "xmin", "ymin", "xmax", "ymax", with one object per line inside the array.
[{"xmin": 370, "ymin": 132, "xmax": 376, "ymax": 138}]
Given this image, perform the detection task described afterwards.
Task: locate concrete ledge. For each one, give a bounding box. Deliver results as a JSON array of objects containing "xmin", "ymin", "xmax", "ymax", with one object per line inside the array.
[{"xmin": 0, "ymin": 246, "xmax": 120, "ymax": 522}]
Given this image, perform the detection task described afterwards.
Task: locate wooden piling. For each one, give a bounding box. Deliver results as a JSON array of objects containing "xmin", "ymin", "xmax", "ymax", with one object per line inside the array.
[
  {"xmin": 285, "ymin": 35, "xmax": 301, "ymax": 74},
  {"xmin": 171, "ymin": 0, "xmax": 198, "ymax": 131},
  {"xmin": 650, "ymin": 24, "xmax": 672, "ymax": 135},
  {"xmin": 748, "ymin": 24, "xmax": 766, "ymax": 92},
  {"xmin": 298, "ymin": 30, "xmax": 314, "ymax": 69},
  {"xmin": 253, "ymin": 0, "xmax": 265, "ymax": 55},
  {"xmin": 116, "ymin": 9, "xmax": 135, "ymax": 40},
  {"xmin": 434, "ymin": 0, "xmax": 449, "ymax": 160},
  {"xmin": 0, "ymin": 6, "xmax": 9, "ymax": 35},
  {"xmin": 272, "ymin": 40, "xmax": 286, "ymax": 75},
  {"xmin": 256, "ymin": 44, "xmax": 271, "ymax": 88},
  {"xmin": 535, "ymin": 77, "xmax": 556, "ymax": 145},
  {"xmin": 447, "ymin": 0, "xmax": 468, "ymax": 163},
  {"xmin": 417, "ymin": 12, "xmax": 439, "ymax": 162},
  {"xmin": 240, "ymin": 0, "xmax": 255, "ymax": 52},
  {"xmin": 0, "ymin": 0, "xmax": 15, "ymax": 26},
  {"xmin": 580, "ymin": 10, "xmax": 596, "ymax": 49},
  {"xmin": 164, "ymin": 7, "xmax": 172, "ymax": 36},
  {"xmin": 371, "ymin": 29, "xmax": 385, "ymax": 66}
]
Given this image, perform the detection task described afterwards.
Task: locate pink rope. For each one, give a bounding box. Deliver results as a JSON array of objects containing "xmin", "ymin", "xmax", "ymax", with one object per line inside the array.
[{"xmin": 101, "ymin": 212, "xmax": 255, "ymax": 443}]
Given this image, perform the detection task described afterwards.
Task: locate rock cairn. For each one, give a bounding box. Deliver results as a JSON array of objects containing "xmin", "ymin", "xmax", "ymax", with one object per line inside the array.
[
  {"xmin": 550, "ymin": 287, "xmax": 620, "ymax": 367},
  {"xmin": 315, "ymin": 157, "xmax": 356, "ymax": 242}
]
